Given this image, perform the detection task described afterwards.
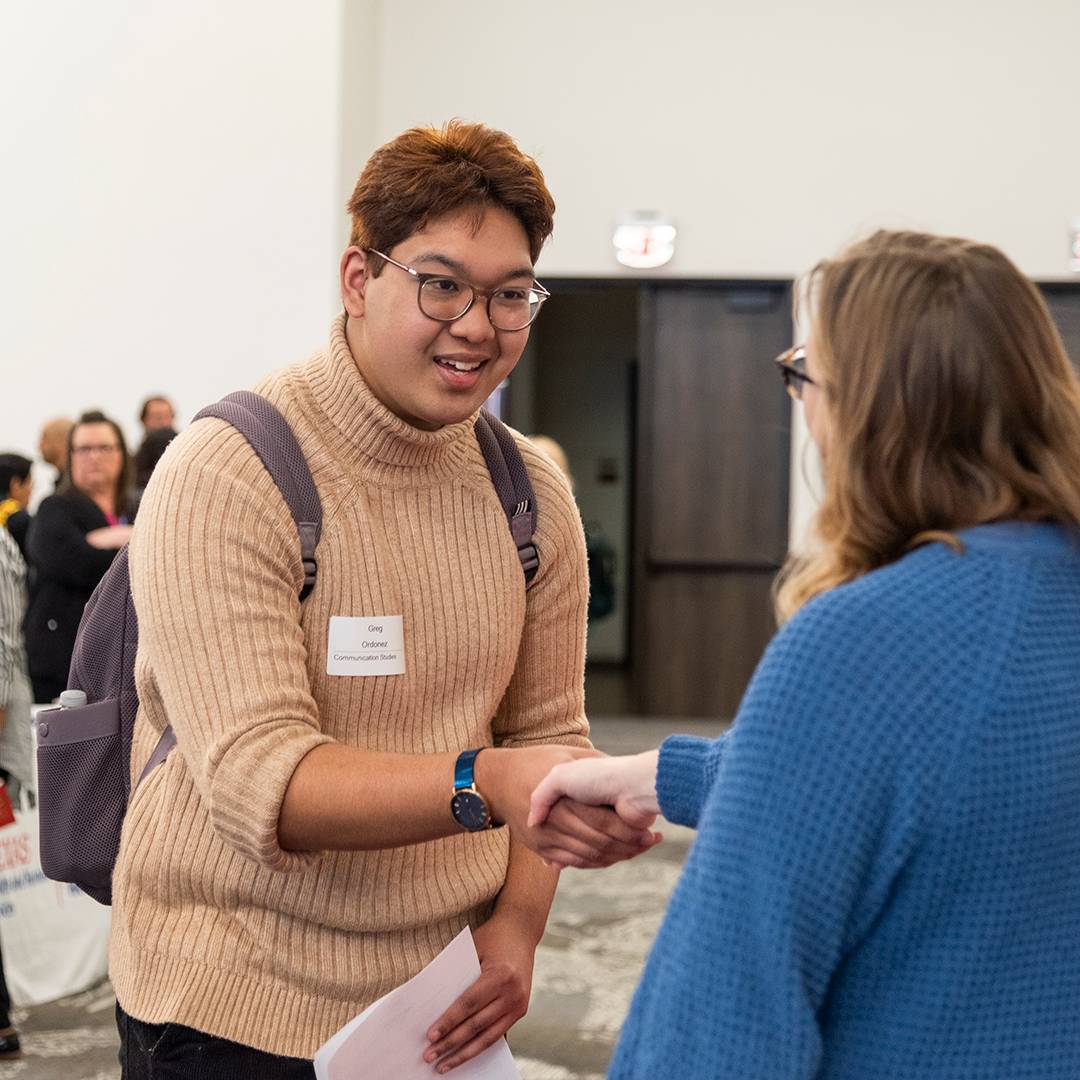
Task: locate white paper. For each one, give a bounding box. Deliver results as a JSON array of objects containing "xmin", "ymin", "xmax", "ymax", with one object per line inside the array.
[
  {"xmin": 326, "ymin": 615, "xmax": 406, "ymax": 677},
  {"xmin": 314, "ymin": 927, "xmax": 520, "ymax": 1080}
]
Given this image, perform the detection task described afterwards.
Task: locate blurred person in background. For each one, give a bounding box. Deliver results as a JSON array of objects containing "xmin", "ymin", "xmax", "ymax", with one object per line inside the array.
[
  {"xmin": 526, "ymin": 434, "xmax": 616, "ymax": 623},
  {"xmin": 0, "ymin": 454, "xmax": 33, "ymax": 561},
  {"xmin": 138, "ymin": 395, "xmax": 176, "ymax": 434},
  {"xmin": 0, "ymin": 478, "xmax": 34, "ymax": 806},
  {"xmin": 0, "ymin": 477, "xmax": 32, "ymax": 1062},
  {"xmin": 526, "ymin": 434, "xmax": 570, "ymax": 480},
  {"xmin": 37, "ymin": 417, "xmax": 72, "ymax": 489},
  {"xmin": 24, "ymin": 410, "xmax": 134, "ymax": 703},
  {"xmin": 529, "ymin": 230, "xmax": 1080, "ymax": 1080},
  {"xmin": 132, "ymin": 425, "xmax": 178, "ymax": 507}
]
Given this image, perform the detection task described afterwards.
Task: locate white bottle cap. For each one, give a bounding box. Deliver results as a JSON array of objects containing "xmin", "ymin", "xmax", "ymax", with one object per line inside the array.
[{"xmin": 58, "ymin": 690, "xmax": 88, "ymax": 708}]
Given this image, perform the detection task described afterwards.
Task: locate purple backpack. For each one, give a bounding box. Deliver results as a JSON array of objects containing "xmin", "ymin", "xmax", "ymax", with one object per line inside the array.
[{"xmin": 36, "ymin": 391, "xmax": 538, "ymax": 905}]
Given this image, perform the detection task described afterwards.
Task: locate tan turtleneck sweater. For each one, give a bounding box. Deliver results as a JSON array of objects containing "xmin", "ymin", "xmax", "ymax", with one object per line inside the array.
[{"xmin": 112, "ymin": 315, "xmax": 590, "ymax": 1058}]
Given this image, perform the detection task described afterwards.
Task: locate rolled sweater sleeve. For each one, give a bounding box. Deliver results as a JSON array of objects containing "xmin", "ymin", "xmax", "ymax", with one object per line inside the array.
[
  {"xmin": 492, "ymin": 444, "xmax": 591, "ymax": 749},
  {"xmin": 656, "ymin": 733, "xmax": 729, "ymax": 828},
  {"xmin": 129, "ymin": 420, "xmax": 333, "ymax": 871}
]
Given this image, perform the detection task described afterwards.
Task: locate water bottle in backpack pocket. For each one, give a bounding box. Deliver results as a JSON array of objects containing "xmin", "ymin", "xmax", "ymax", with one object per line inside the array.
[{"xmin": 36, "ymin": 689, "xmax": 126, "ymax": 906}]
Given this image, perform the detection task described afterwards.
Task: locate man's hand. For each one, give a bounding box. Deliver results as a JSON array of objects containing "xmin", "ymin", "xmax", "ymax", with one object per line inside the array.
[
  {"xmin": 478, "ymin": 747, "xmax": 660, "ymax": 867},
  {"xmin": 423, "ymin": 914, "xmax": 535, "ymax": 1073},
  {"xmin": 527, "ymin": 751, "xmax": 664, "ymax": 869}
]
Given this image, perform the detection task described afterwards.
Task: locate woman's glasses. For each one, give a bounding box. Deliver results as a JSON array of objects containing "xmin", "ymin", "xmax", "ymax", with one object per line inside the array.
[{"xmin": 774, "ymin": 345, "xmax": 817, "ymax": 401}]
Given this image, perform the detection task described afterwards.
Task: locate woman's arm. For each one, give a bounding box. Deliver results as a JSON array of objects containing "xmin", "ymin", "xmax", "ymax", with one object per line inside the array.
[{"xmin": 27, "ymin": 496, "xmax": 115, "ymax": 589}]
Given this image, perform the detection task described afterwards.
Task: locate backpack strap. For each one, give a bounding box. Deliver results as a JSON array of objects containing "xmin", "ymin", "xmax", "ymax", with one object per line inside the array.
[
  {"xmin": 474, "ymin": 409, "xmax": 539, "ymax": 584},
  {"xmin": 193, "ymin": 391, "xmax": 323, "ymax": 600},
  {"xmin": 136, "ymin": 393, "xmax": 322, "ymax": 795}
]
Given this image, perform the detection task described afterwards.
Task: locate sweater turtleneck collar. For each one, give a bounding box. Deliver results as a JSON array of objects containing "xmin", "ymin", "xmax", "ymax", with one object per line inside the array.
[{"xmin": 303, "ymin": 313, "xmax": 478, "ymax": 474}]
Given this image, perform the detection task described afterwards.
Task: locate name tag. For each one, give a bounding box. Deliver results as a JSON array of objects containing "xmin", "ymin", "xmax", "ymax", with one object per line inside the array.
[{"xmin": 326, "ymin": 616, "xmax": 406, "ymax": 677}]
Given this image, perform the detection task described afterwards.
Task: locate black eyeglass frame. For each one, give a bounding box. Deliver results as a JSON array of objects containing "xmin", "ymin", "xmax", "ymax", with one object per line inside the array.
[
  {"xmin": 366, "ymin": 249, "xmax": 551, "ymax": 332},
  {"xmin": 774, "ymin": 345, "xmax": 817, "ymax": 401}
]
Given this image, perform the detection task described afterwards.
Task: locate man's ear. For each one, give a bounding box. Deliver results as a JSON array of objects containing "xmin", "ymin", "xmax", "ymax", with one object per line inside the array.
[{"xmin": 340, "ymin": 246, "xmax": 371, "ymax": 318}]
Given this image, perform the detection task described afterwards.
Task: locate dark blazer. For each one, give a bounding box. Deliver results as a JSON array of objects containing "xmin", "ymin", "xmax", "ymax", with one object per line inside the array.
[{"xmin": 24, "ymin": 491, "xmax": 119, "ymax": 703}]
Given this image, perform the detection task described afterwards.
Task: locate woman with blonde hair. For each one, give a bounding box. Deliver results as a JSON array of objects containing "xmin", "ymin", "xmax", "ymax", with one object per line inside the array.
[{"xmin": 529, "ymin": 230, "xmax": 1080, "ymax": 1078}]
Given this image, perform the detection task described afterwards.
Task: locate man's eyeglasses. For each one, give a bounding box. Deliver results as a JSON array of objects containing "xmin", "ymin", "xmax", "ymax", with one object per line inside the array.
[
  {"xmin": 774, "ymin": 345, "xmax": 817, "ymax": 401},
  {"xmin": 366, "ymin": 250, "xmax": 550, "ymax": 332}
]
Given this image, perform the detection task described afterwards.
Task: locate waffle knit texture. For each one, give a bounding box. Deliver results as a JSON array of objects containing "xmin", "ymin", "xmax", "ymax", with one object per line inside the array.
[
  {"xmin": 612, "ymin": 522, "xmax": 1080, "ymax": 1079},
  {"xmin": 112, "ymin": 314, "xmax": 590, "ymax": 1058}
]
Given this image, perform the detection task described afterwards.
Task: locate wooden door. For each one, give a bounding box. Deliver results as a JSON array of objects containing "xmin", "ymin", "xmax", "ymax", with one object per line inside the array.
[
  {"xmin": 1042, "ymin": 286, "xmax": 1080, "ymax": 372},
  {"xmin": 634, "ymin": 283, "xmax": 792, "ymax": 718}
]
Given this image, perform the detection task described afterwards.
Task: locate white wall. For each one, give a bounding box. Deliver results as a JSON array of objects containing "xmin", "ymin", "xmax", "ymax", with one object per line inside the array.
[
  {"xmin": 340, "ymin": 0, "xmax": 380, "ymax": 246},
  {"xmin": 3, "ymin": 0, "xmax": 355, "ymax": 490},
  {"xmin": 368, "ymin": 0, "xmax": 1080, "ymax": 544},
  {"xmin": 372, "ymin": 0, "xmax": 1080, "ymax": 283},
  {"xmin": 9, "ymin": 2, "xmax": 1078, "ymax": 542}
]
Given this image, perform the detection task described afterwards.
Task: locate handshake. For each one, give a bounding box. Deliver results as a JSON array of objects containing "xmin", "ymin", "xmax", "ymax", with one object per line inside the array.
[{"xmin": 477, "ymin": 746, "xmax": 664, "ymax": 869}]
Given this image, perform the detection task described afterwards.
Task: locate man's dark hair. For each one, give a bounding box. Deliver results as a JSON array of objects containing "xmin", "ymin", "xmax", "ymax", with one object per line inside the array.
[
  {"xmin": 139, "ymin": 396, "xmax": 174, "ymax": 425},
  {"xmin": 0, "ymin": 453, "xmax": 32, "ymax": 499}
]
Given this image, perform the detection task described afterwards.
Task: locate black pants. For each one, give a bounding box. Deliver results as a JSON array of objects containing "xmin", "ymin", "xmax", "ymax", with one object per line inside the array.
[{"xmin": 117, "ymin": 1004, "xmax": 315, "ymax": 1079}]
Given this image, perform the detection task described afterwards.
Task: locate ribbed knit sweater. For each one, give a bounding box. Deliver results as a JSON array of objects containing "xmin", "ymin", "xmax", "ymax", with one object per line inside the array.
[
  {"xmin": 113, "ymin": 314, "xmax": 590, "ymax": 1058},
  {"xmin": 612, "ymin": 522, "xmax": 1080, "ymax": 1079}
]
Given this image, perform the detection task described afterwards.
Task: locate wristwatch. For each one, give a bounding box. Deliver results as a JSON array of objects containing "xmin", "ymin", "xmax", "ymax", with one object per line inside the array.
[{"xmin": 450, "ymin": 749, "xmax": 497, "ymax": 832}]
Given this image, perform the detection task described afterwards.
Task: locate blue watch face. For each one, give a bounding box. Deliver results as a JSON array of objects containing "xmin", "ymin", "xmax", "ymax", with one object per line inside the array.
[{"xmin": 451, "ymin": 790, "xmax": 490, "ymax": 831}]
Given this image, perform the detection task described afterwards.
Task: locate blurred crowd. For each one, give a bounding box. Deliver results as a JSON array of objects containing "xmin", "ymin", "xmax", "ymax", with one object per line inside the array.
[
  {"xmin": 0, "ymin": 395, "xmax": 180, "ymax": 798},
  {"xmin": 0, "ymin": 398, "xmax": 180, "ymax": 1057}
]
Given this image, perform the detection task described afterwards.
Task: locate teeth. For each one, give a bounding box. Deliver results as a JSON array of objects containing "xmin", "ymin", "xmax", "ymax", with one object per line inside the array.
[{"xmin": 439, "ymin": 358, "xmax": 482, "ymax": 372}]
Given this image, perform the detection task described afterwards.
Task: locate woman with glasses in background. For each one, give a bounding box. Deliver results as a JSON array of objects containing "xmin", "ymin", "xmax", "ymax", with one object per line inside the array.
[
  {"xmin": 529, "ymin": 230, "xmax": 1080, "ymax": 1079},
  {"xmin": 24, "ymin": 410, "xmax": 133, "ymax": 703}
]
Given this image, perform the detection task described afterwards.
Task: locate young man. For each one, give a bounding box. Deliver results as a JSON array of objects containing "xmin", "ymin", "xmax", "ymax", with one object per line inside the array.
[{"xmin": 114, "ymin": 122, "xmax": 656, "ymax": 1077}]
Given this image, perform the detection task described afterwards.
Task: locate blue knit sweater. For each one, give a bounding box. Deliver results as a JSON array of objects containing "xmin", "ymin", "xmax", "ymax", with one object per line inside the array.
[{"xmin": 610, "ymin": 522, "xmax": 1080, "ymax": 1079}]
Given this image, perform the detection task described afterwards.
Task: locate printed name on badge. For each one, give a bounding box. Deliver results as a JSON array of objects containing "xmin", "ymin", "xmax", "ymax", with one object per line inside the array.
[{"xmin": 327, "ymin": 616, "xmax": 406, "ymax": 677}]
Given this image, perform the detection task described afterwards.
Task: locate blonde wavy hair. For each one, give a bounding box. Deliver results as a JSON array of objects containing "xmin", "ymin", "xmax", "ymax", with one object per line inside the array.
[{"xmin": 775, "ymin": 230, "xmax": 1080, "ymax": 622}]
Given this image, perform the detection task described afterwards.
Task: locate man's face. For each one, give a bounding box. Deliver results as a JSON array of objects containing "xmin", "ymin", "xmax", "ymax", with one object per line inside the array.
[
  {"xmin": 342, "ymin": 205, "xmax": 535, "ymax": 430},
  {"xmin": 143, "ymin": 399, "xmax": 175, "ymax": 431}
]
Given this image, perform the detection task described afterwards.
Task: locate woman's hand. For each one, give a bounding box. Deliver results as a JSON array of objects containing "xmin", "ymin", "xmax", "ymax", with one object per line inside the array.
[
  {"xmin": 85, "ymin": 524, "xmax": 133, "ymax": 550},
  {"xmin": 527, "ymin": 751, "xmax": 663, "ymax": 869}
]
